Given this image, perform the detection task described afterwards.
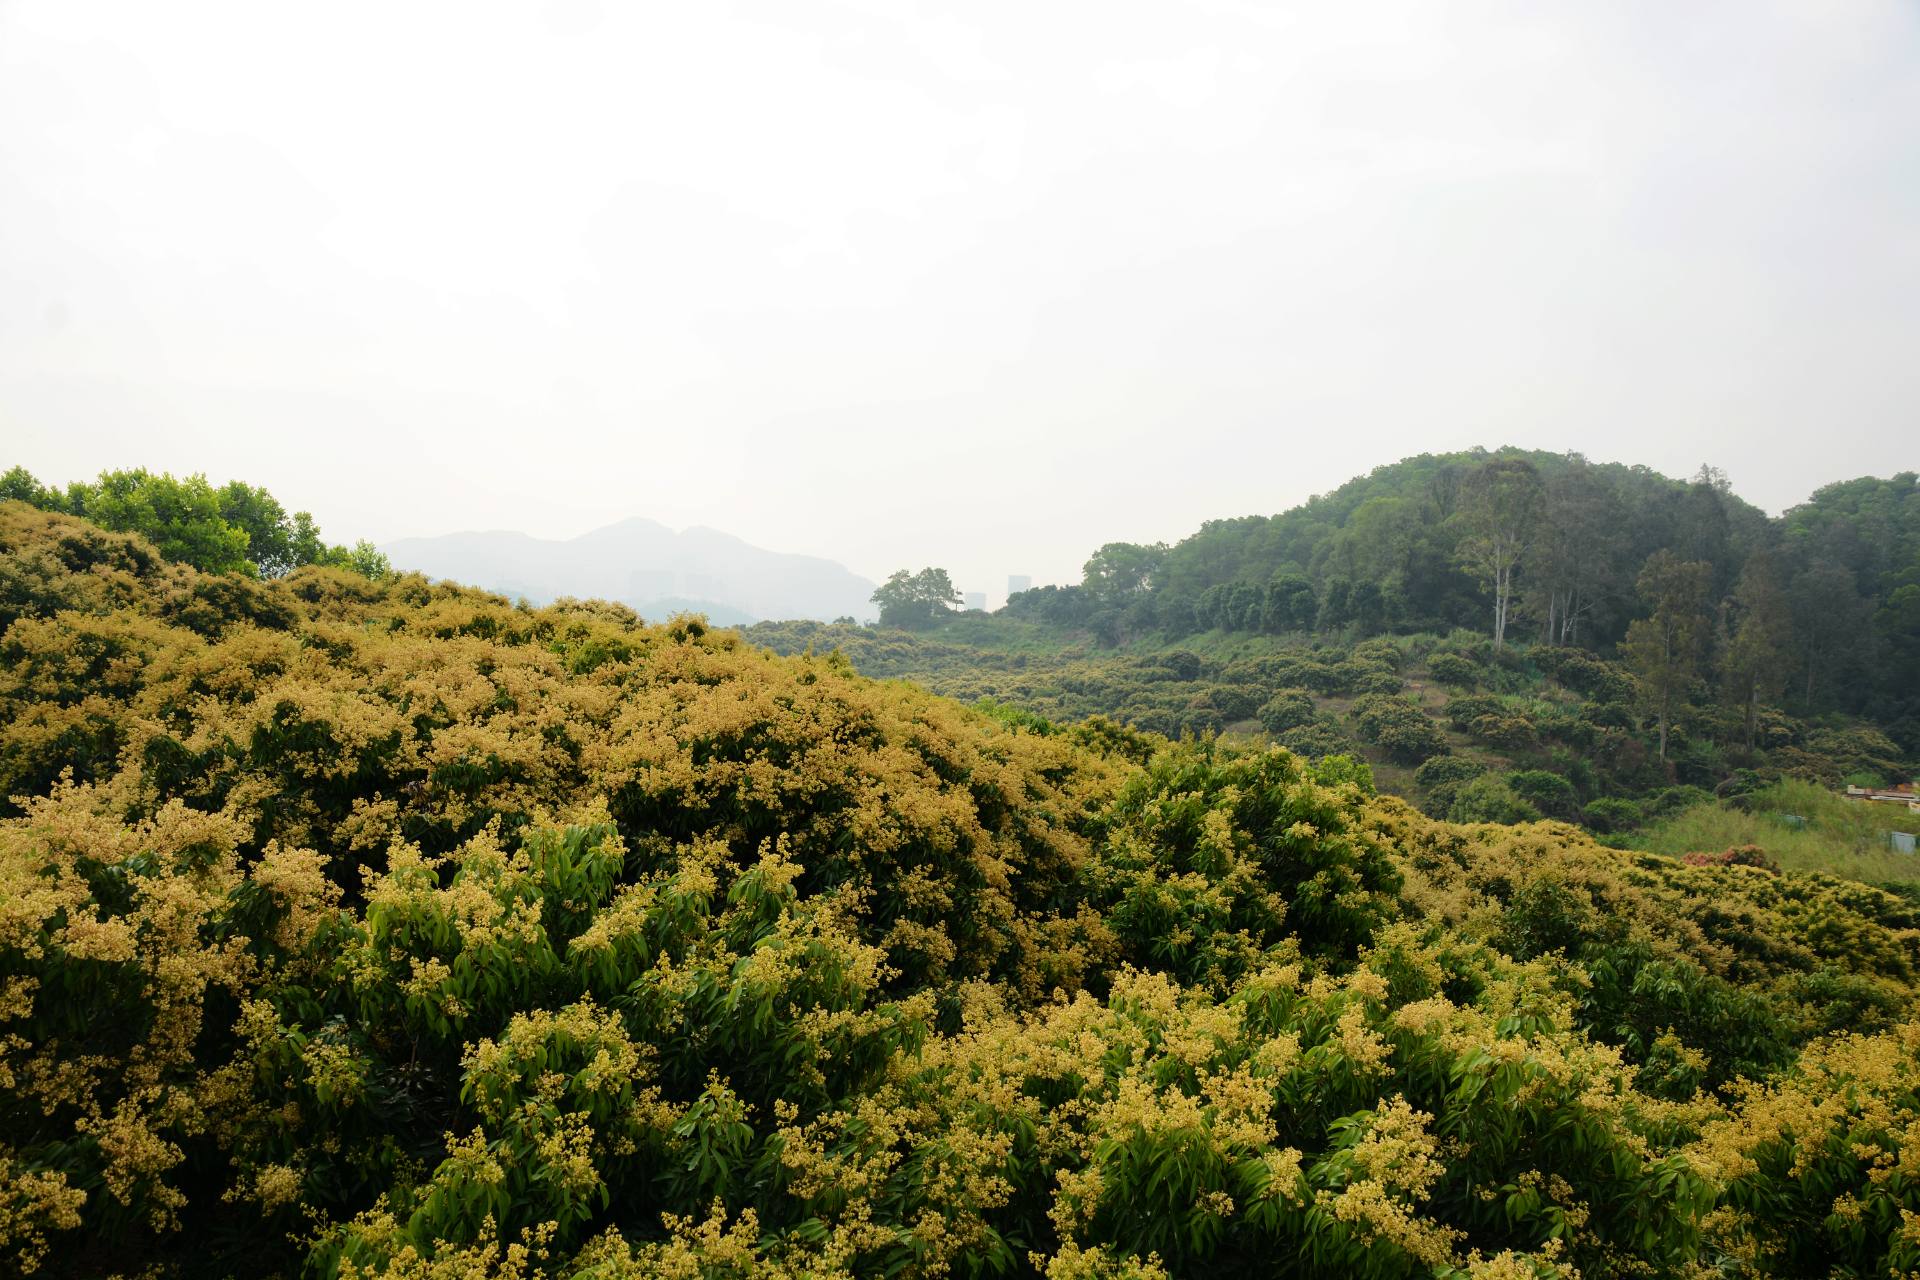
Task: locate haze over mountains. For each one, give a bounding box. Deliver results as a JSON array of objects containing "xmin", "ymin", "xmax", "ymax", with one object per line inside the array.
[{"xmin": 382, "ymin": 518, "xmax": 877, "ymax": 625}]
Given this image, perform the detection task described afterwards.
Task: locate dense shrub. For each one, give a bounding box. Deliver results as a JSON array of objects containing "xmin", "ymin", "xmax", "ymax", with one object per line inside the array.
[
  {"xmin": 1703, "ymin": 1021, "xmax": 1920, "ymax": 1277},
  {"xmin": 1673, "ymin": 736, "xmax": 1730, "ymax": 788},
  {"xmin": 1330, "ymin": 658, "xmax": 1383, "ymax": 691},
  {"xmin": 1535, "ymin": 646, "xmax": 1637, "ymax": 703},
  {"xmin": 1466, "ymin": 713, "xmax": 1538, "ymax": 752},
  {"xmin": 1753, "ymin": 706, "xmax": 1802, "ymax": 749},
  {"xmin": 1276, "ymin": 719, "xmax": 1355, "ymax": 760},
  {"xmin": 1442, "ymin": 694, "xmax": 1504, "ymax": 728},
  {"xmin": 1787, "ymin": 725, "xmax": 1910, "ymax": 786},
  {"xmin": 1257, "ymin": 688, "xmax": 1316, "ymax": 735},
  {"xmin": 1263, "ymin": 654, "xmax": 1343, "ymax": 693},
  {"xmin": 1425, "ymin": 651, "xmax": 1477, "ymax": 687},
  {"xmin": 1375, "ymin": 717, "xmax": 1449, "ymax": 765},
  {"xmin": 1434, "ymin": 630, "xmax": 1491, "ymax": 663},
  {"xmin": 1094, "ymin": 741, "xmax": 1401, "ymax": 976},
  {"xmin": 1447, "ymin": 775, "xmax": 1543, "ymax": 824},
  {"xmin": 1353, "ymin": 668, "xmax": 1404, "ymax": 695},
  {"xmin": 1582, "ymin": 796, "xmax": 1644, "ymax": 833},
  {"xmin": 1508, "ymin": 769, "xmax": 1579, "ymax": 819},
  {"xmin": 1412, "ymin": 756, "xmax": 1480, "ymax": 817},
  {"xmin": 1715, "ymin": 767, "xmax": 1772, "ymax": 798},
  {"xmin": 1350, "ymin": 695, "xmax": 1449, "ymax": 764},
  {"xmin": 1646, "ymin": 785, "xmax": 1715, "ymax": 819},
  {"xmin": 1580, "ymin": 700, "xmax": 1635, "ymax": 731},
  {"xmin": 1154, "ymin": 649, "xmax": 1204, "ymax": 681},
  {"xmin": 1176, "ymin": 705, "xmax": 1225, "ymax": 736},
  {"xmin": 1413, "ymin": 756, "xmax": 1485, "ymax": 790},
  {"xmin": 1187, "ymin": 683, "xmax": 1259, "ymax": 724},
  {"xmin": 1350, "ymin": 637, "xmax": 1403, "ymax": 669}
]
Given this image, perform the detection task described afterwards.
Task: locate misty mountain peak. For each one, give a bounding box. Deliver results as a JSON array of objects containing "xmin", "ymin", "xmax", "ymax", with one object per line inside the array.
[{"xmin": 382, "ymin": 518, "xmax": 873, "ymax": 624}]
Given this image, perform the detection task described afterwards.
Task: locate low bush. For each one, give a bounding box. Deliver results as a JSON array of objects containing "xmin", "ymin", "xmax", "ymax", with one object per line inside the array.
[
  {"xmin": 1443, "ymin": 694, "xmax": 1505, "ymax": 728},
  {"xmin": 1466, "ymin": 713, "xmax": 1538, "ymax": 752},
  {"xmin": 1682, "ymin": 843, "xmax": 1780, "ymax": 873},
  {"xmin": 1581, "ymin": 700, "xmax": 1635, "ymax": 730},
  {"xmin": 1187, "ymin": 683, "xmax": 1259, "ymax": 724},
  {"xmin": 1154, "ymin": 649, "xmax": 1204, "ymax": 681},
  {"xmin": 1257, "ymin": 688, "xmax": 1316, "ymax": 735},
  {"xmin": 1350, "ymin": 694, "xmax": 1449, "ymax": 764},
  {"xmin": 1646, "ymin": 785, "xmax": 1714, "ymax": 820},
  {"xmin": 1375, "ymin": 716, "xmax": 1449, "ymax": 764},
  {"xmin": 1277, "ymin": 719, "xmax": 1354, "ymax": 760},
  {"xmin": 1536, "ymin": 646, "xmax": 1637, "ymax": 703},
  {"xmin": 1353, "ymin": 669, "xmax": 1404, "ymax": 695},
  {"xmin": 1447, "ymin": 774, "xmax": 1543, "ymax": 824},
  {"xmin": 1509, "ymin": 769, "xmax": 1580, "ymax": 820},
  {"xmin": 1413, "ymin": 756, "xmax": 1485, "ymax": 790},
  {"xmin": 1263, "ymin": 654, "xmax": 1343, "ymax": 693},
  {"xmin": 1583, "ymin": 796, "xmax": 1644, "ymax": 833}
]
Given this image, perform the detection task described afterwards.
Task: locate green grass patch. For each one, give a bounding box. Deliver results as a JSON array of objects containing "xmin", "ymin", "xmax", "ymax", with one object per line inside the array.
[{"xmin": 1632, "ymin": 778, "xmax": 1920, "ymax": 886}]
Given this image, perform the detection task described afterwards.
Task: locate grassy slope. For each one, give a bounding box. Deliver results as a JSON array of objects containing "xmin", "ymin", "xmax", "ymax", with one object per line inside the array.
[{"xmin": 1633, "ymin": 778, "xmax": 1920, "ymax": 887}]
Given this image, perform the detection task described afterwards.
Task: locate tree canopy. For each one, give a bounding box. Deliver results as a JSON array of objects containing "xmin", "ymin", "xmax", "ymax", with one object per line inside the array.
[
  {"xmin": 998, "ymin": 452, "xmax": 1915, "ymax": 744},
  {"xmin": 871, "ymin": 566, "xmax": 961, "ymax": 629},
  {"xmin": 0, "ymin": 464, "xmax": 390, "ymax": 580}
]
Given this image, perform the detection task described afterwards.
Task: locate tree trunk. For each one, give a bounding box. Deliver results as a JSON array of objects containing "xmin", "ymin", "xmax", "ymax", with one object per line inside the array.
[
  {"xmin": 1492, "ymin": 562, "xmax": 1510, "ymax": 650},
  {"xmin": 1657, "ymin": 630, "xmax": 1673, "ymax": 760}
]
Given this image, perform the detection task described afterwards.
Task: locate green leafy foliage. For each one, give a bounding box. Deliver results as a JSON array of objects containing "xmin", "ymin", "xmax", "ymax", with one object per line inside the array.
[
  {"xmin": 1425, "ymin": 652, "xmax": 1477, "ymax": 687},
  {"xmin": 1350, "ymin": 695, "xmax": 1450, "ymax": 765},
  {"xmin": 2, "ymin": 465, "xmax": 387, "ymax": 580},
  {"xmin": 1257, "ymin": 688, "xmax": 1316, "ymax": 735},
  {"xmin": 870, "ymin": 567, "xmax": 962, "ymax": 629},
  {"xmin": 4, "ymin": 478, "xmax": 1920, "ymax": 1279},
  {"xmin": 1506, "ymin": 771, "xmax": 1578, "ymax": 821},
  {"xmin": 1446, "ymin": 776, "xmax": 1541, "ymax": 825}
]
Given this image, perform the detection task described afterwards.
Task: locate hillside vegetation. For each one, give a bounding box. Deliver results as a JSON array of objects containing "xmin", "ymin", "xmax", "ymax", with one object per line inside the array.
[
  {"xmin": 993, "ymin": 451, "xmax": 1917, "ymax": 742},
  {"xmin": 1633, "ymin": 778, "xmax": 1920, "ymax": 887},
  {"xmin": 6, "ymin": 500, "xmax": 1920, "ymax": 1278},
  {"xmin": 752, "ymin": 451, "xmax": 1918, "ymax": 888},
  {"xmin": 745, "ymin": 621, "xmax": 1919, "ymax": 886}
]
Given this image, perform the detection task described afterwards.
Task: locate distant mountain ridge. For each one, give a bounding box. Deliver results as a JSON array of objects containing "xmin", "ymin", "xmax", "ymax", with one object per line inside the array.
[{"xmin": 381, "ymin": 517, "xmax": 875, "ymax": 624}]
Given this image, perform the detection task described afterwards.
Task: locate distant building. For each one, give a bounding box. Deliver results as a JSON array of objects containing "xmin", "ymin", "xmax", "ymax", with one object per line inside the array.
[
  {"xmin": 1845, "ymin": 782, "xmax": 1920, "ymax": 815},
  {"xmin": 1007, "ymin": 574, "xmax": 1032, "ymax": 596},
  {"xmin": 964, "ymin": 592, "xmax": 986, "ymax": 612}
]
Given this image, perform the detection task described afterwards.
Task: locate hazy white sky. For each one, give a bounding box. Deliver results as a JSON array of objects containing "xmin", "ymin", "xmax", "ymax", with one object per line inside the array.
[{"xmin": 3, "ymin": 1, "xmax": 1916, "ymax": 599}]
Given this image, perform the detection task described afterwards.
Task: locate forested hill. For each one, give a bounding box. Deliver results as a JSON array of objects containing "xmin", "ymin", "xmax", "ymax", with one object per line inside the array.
[
  {"xmin": 1130, "ymin": 451, "xmax": 1769, "ymax": 642},
  {"xmin": 1000, "ymin": 449, "xmax": 1917, "ymax": 732}
]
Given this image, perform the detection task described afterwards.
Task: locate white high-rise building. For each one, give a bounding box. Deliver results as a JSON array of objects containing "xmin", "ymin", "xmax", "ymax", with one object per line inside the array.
[
  {"xmin": 964, "ymin": 592, "xmax": 986, "ymax": 612},
  {"xmin": 1007, "ymin": 574, "xmax": 1032, "ymax": 596}
]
